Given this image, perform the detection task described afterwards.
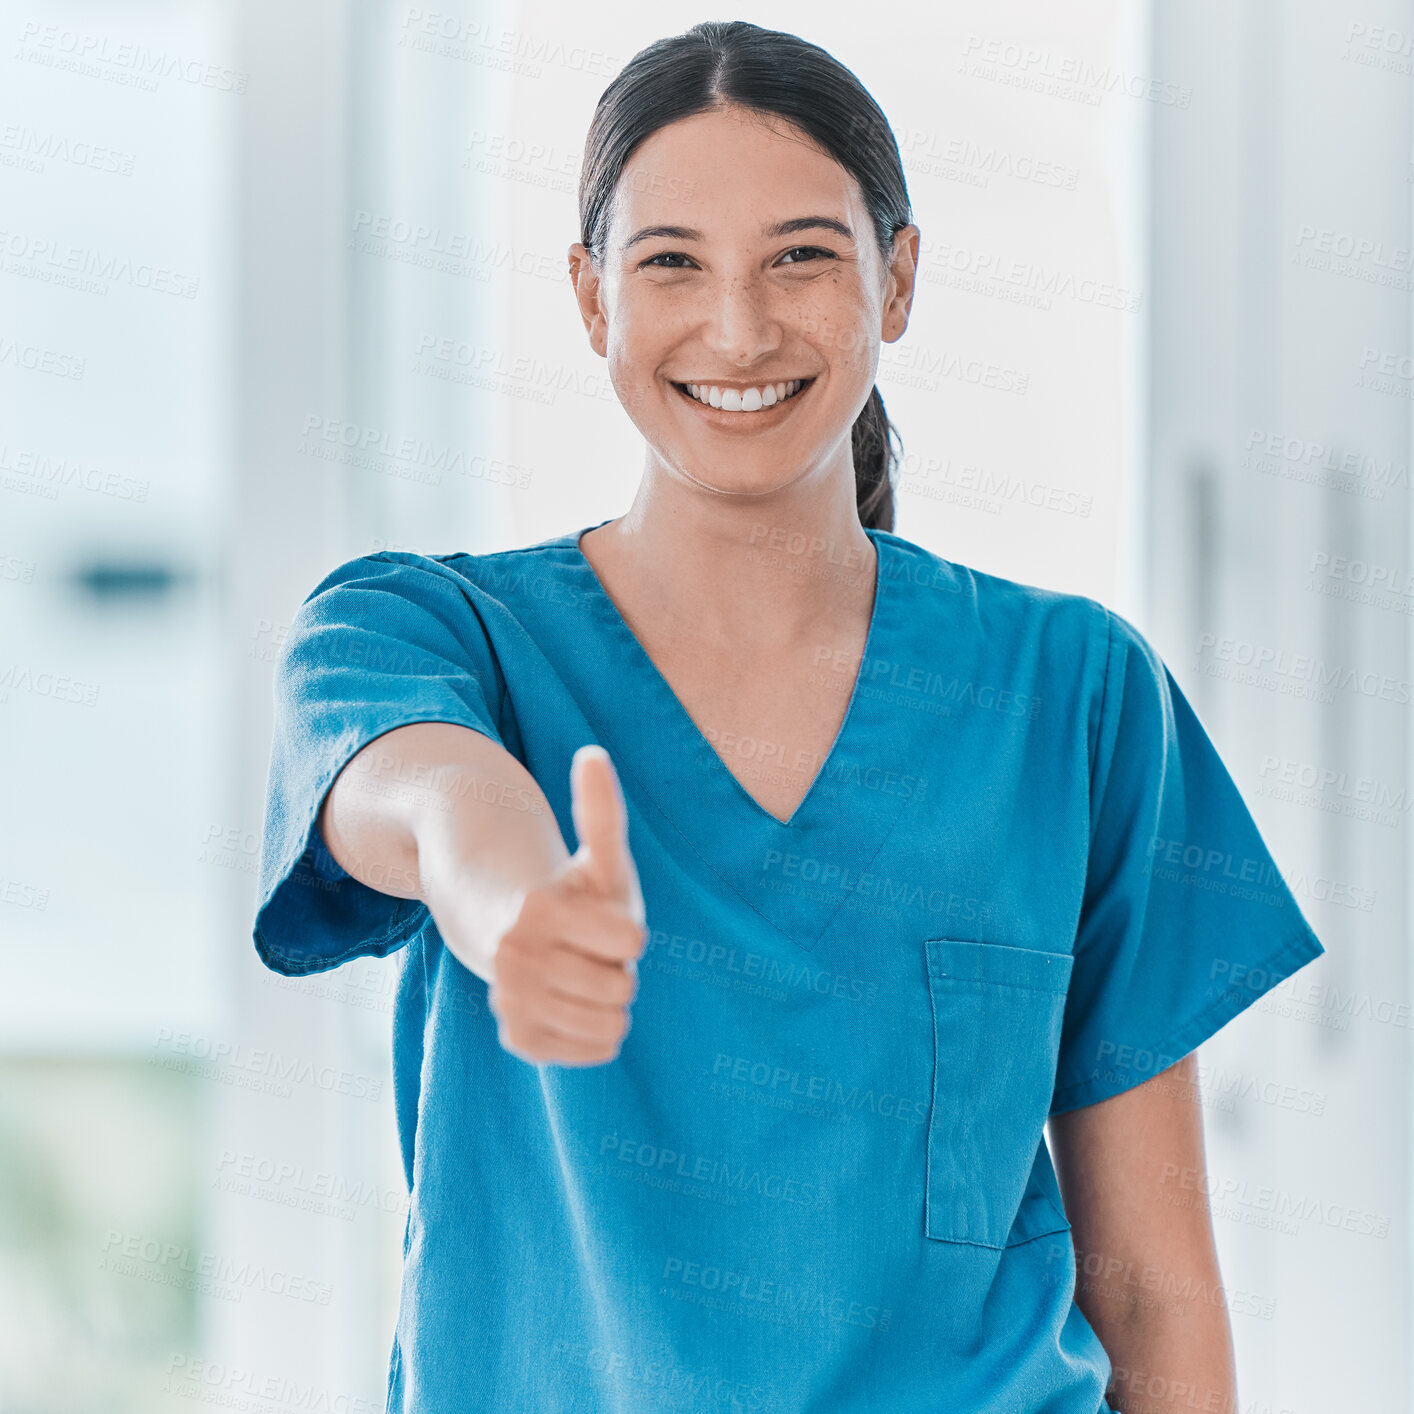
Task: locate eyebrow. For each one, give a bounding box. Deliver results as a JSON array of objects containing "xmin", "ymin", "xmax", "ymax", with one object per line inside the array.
[{"xmin": 623, "ymin": 215, "xmax": 854, "ymax": 249}]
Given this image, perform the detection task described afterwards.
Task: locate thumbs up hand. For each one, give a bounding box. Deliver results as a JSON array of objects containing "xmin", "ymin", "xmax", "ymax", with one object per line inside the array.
[
  {"xmin": 568, "ymin": 744, "xmax": 646, "ymax": 938},
  {"xmin": 486, "ymin": 745, "xmax": 648, "ymax": 1067}
]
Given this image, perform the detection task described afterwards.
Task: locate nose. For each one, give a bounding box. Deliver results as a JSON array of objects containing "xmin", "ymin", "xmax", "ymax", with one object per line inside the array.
[{"xmin": 697, "ymin": 273, "xmax": 784, "ymax": 369}]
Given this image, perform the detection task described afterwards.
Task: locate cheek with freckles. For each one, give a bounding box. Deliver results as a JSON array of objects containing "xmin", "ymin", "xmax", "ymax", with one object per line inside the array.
[{"xmin": 789, "ymin": 282, "xmax": 881, "ymax": 383}]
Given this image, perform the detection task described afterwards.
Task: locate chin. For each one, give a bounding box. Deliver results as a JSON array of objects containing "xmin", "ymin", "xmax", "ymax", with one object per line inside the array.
[{"xmin": 671, "ymin": 458, "xmax": 810, "ymax": 499}]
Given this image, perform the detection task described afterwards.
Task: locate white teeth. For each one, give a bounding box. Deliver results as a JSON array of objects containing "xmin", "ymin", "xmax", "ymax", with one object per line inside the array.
[{"xmin": 682, "ymin": 379, "xmax": 805, "ymax": 412}]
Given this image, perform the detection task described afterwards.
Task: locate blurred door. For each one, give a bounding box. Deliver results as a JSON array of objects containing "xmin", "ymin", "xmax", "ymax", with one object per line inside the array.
[{"xmin": 1147, "ymin": 2, "xmax": 1412, "ymax": 1405}]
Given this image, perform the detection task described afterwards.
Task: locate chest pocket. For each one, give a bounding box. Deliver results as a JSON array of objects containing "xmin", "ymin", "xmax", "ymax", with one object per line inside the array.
[{"xmin": 924, "ymin": 938, "xmax": 1074, "ymax": 1247}]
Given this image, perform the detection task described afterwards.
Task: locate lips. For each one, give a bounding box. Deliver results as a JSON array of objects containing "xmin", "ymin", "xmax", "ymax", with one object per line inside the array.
[{"xmin": 671, "ymin": 377, "xmax": 815, "ymax": 415}]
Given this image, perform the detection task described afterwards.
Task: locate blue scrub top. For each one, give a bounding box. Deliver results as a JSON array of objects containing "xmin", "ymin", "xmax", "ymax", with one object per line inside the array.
[{"xmin": 253, "ymin": 521, "xmax": 1326, "ymax": 1414}]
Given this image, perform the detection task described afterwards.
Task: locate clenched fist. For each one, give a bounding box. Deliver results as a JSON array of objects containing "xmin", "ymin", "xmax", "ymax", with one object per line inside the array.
[{"xmin": 486, "ymin": 745, "xmax": 648, "ymax": 1066}]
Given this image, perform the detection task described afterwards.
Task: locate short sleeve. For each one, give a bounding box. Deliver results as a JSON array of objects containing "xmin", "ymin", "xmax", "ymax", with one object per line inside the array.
[
  {"xmin": 252, "ymin": 552, "xmax": 506, "ymax": 977},
  {"xmin": 1049, "ymin": 606, "xmax": 1326, "ymax": 1115}
]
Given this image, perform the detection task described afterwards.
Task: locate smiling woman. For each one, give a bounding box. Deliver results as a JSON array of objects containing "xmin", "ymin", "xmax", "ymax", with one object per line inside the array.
[
  {"xmin": 250, "ymin": 18, "xmax": 1327, "ymax": 1414},
  {"xmin": 571, "ymin": 72, "xmax": 914, "ymax": 525}
]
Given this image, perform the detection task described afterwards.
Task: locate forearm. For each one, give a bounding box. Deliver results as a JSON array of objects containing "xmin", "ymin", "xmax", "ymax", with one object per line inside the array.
[
  {"xmin": 317, "ymin": 720, "xmax": 569, "ymax": 975},
  {"xmin": 1080, "ymin": 1273, "xmax": 1238, "ymax": 1414},
  {"xmin": 1050, "ymin": 1056, "xmax": 1240, "ymax": 1414}
]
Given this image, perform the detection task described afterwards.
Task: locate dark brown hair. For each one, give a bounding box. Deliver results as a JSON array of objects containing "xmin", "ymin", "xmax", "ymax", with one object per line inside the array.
[{"xmin": 578, "ymin": 20, "xmax": 912, "ymax": 532}]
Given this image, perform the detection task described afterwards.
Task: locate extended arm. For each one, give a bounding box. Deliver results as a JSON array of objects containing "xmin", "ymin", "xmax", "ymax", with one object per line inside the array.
[
  {"xmin": 1047, "ymin": 1053, "xmax": 1238, "ymax": 1414},
  {"xmin": 316, "ymin": 720, "xmax": 568, "ymax": 981},
  {"xmin": 315, "ymin": 721, "xmax": 646, "ymax": 1066}
]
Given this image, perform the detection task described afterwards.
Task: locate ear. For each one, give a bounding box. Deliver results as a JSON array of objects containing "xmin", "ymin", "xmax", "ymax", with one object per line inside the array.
[
  {"xmin": 568, "ymin": 242, "xmax": 608, "ymax": 358},
  {"xmin": 881, "ymin": 223, "xmax": 920, "ymax": 345}
]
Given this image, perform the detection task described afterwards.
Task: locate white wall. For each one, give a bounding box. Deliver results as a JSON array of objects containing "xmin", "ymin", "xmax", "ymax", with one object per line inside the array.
[{"xmin": 3, "ymin": 0, "xmax": 1397, "ymax": 1407}]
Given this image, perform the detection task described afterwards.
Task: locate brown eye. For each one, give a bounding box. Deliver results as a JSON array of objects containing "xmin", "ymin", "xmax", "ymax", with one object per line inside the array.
[{"xmin": 780, "ymin": 246, "xmax": 833, "ymax": 264}]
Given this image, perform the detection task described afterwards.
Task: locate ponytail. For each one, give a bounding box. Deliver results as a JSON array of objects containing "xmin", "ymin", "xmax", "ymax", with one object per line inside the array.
[{"xmin": 852, "ymin": 384, "xmax": 901, "ymax": 532}]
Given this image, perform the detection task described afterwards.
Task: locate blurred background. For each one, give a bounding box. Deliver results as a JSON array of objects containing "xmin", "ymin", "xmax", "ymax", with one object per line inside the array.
[{"xmin": 1, "ymin": 0, "xmax": 1407, "ymax": 1408}]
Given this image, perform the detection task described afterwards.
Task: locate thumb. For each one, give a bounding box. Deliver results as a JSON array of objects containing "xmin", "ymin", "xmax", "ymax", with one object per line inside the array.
[{"xmin": 570, "ymin": 745, "xmax": 635, "ymax": 904}]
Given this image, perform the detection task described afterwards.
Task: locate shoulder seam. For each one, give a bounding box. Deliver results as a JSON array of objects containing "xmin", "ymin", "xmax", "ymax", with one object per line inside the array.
[
  {"xmin": 369, "ymin": 542, "xmax": 572, "ymax": 567},
  {"xmin": 446, "ymin": 540, "xmax": 575, "ymax": 564}
]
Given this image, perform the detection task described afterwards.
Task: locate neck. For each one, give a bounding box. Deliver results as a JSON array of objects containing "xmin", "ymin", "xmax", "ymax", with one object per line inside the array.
[{"xmin": 579, "ymin": 459, "xmax": 878, "ymax": 648}]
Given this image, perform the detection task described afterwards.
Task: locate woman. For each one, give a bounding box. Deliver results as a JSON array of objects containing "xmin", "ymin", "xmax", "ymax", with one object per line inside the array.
[{"xmin": 253, "ymin": 21, "xmax": 1326, "ymax": 1413}]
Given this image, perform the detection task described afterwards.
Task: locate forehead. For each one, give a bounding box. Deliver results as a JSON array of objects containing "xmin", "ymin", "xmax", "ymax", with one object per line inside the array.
[{"xmin": 606, "ymin": 106, "xmax": 863, "ymax": 243}]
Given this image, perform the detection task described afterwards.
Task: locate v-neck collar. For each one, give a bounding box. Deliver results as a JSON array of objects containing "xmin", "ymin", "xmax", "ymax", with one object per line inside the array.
[
  {"xmin": 573, "ymin": 519, "xmax": 885, "ymax": 828},
  {"xmin": 547, "ymin": 519, "xmax": 913, "ymax": 953}
]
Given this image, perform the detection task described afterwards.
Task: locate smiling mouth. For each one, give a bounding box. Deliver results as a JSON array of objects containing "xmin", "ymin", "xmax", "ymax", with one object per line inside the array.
[{"xmin": 672, "ymin": 377, "xmax": 815, "ymax": 414}]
